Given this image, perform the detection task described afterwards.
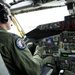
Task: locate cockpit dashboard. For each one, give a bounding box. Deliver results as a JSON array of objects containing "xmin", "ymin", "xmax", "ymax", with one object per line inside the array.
[
  {"xmin": 25, "ymin": 15, "xmax": 75, "ymax": 74},
  {"xmin": 38, "ymin": 31, "xmax": 75, "ymax": 73}
]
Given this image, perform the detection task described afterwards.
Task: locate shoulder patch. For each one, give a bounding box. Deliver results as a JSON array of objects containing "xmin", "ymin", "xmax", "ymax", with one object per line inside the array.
[{"xmin": 15, "ymin": 38, "xmax": 26, "ymax": 50}]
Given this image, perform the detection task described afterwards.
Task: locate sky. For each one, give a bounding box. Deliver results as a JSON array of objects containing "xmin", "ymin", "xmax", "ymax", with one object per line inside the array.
[{"xmin": 8, "ymin": 6, "xmax": 69, "ymax": 35}]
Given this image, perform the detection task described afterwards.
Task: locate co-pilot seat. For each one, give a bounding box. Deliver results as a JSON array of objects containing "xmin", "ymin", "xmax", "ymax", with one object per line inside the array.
[{"xmin": 0, "ymin": 53, "xmax": 10, "ymax": 75}]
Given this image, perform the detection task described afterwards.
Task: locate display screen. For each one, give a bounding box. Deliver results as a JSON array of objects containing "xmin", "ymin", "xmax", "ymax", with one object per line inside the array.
[
  {"xmin": 62, "ymin": 54, "xmax": 68, "ymax": 57},
  {"xmin": 71, "ymin": 18, "xmax": 75, "ymax": 28},
  {"xmin": 46, "ymin": 38, "xmax": 52, "ymax": 43},
  {"xmin": 64, "ymin": 15, "xmax": 75, "ymax": 29},
  {"xmin": 61, "ymin": 53, "xmax": 75, "ymax": 57}
]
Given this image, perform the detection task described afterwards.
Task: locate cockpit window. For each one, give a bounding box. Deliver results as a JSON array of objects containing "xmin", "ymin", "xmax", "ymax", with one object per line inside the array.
[{"xmin": 14, "ymin": 6, "xmax": 69, "ymax": 34}]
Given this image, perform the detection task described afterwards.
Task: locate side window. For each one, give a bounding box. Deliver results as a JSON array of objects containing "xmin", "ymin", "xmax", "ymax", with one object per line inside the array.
[{"xmin": 8, "ymin": 22, "xmax": 20, "ymax": 36}]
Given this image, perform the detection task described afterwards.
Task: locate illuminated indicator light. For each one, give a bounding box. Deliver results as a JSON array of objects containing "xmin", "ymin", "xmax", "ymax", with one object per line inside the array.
[{"xmin": 63, "ymin": 54, "xmax": 68, "ymax": 57}]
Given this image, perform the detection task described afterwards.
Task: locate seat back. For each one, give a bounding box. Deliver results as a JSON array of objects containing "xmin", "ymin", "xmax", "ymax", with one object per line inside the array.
[{"xmin": 0, "ymin": 53, "xmax": 10, "ymax": 75}]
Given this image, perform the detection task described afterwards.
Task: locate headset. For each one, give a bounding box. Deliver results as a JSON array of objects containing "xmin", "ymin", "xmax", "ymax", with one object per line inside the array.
[{"xmin": 0, "ymin": 3, "xmax": 8, "ymax": 23}]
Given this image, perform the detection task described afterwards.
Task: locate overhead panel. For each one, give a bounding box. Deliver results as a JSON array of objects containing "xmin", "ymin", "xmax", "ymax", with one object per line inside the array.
[
  {"xmin": 10, "ymin": 0, "xmax": 66, "ymax": 14},
  {"xmin": 10, "ymin": 0, "xmax": 34, "ymax": 14}
]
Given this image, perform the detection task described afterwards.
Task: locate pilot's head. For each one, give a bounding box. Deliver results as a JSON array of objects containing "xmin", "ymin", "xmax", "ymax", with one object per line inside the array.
[{"xmin": 0, "ymin": 3, "xmax": 12, "ymax": 30}]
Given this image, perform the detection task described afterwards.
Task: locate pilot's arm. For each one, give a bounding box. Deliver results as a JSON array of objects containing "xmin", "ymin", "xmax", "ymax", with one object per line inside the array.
[
  {"xmin": 34, "ymin": 45, "xmax": 55, "ymax": 66},
  {"xmin": 11, "ymin": 34, "xmax": 43, "ymax": 75},
  {"xmin": 11, "ymin": 34, "xmax": 56, "ymax": 75},
  {"xmin": 34, "ymin": 45, "xmax": 56, "ymax": 74}
]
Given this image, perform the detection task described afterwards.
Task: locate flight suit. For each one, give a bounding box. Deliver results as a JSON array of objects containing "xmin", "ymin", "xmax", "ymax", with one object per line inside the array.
[{"xmin": 0, "ymin": 27, "xmax": 55, "ymax": 75}]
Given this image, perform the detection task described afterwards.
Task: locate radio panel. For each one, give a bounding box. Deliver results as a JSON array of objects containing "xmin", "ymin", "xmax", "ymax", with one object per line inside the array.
[{"xmin": 58, "ymin": 53, "xmax": 75, "ymax": 73}]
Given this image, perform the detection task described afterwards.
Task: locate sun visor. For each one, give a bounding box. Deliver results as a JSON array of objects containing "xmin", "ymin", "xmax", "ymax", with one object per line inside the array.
[{"xmin": 10, "ymin": 1, "xmax": 34, "ymax": 14}]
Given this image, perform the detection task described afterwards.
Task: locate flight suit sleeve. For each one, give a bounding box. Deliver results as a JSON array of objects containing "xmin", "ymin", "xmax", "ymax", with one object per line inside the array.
[
  {"xmin": 11, "ymin": 36, "xmax": 43, "ymax": 75},
  {"xmin": 33, "ymin": 45, "xmax": 44, "ymax": 61}
]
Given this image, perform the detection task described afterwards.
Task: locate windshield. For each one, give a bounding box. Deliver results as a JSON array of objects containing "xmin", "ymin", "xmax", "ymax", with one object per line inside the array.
[{"xmin": 9, "ymin": 6, "xmax": 69, "ymax": 35}]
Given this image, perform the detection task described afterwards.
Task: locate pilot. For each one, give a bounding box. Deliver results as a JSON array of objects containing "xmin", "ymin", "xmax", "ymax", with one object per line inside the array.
[{"xmin": 0, "ymin": 3, "xmax": 56, "ymax": 75}]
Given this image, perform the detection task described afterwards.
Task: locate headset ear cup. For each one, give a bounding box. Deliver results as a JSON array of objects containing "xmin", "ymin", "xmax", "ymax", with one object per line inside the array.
[
  {"xmin": 0, "ymin": 10, "xmax": 8, "ymax": 23},
  {"xmin": 0, "ymin": 3, "xmax": 8, "ymax": 24}
]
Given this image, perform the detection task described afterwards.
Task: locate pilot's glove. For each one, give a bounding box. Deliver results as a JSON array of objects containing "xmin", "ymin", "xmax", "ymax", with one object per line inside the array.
[
  {"xmin": 33, "ymin": 45, "xmax": 44, "ymax": 58},
  {"xmin": 63, "ymin": 70, "xmax": 75, "ymax": 75}
]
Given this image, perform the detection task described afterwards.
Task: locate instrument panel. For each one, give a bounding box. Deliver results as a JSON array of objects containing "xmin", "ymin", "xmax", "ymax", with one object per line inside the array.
[
  {"xmin": 60, "ymin": 31, "xmax": 75, "ymax": 52},
  {"xmin": 39, "ymin": 34, "xmax": 60, "ymax": 57},
  {"xmin": 39, "ymin": 31, "xmax": 75, "ymax": 56},
  {"xmin": 38, "ymin": 31, "xmax": 75, "ymax": 73},
  {"xmin": 57, "ymin": 53, "xmax": 75, "ymax": 73},
  {"xmin": 34, "ymin": 15, "xmax": 75, "ymax": 74}
]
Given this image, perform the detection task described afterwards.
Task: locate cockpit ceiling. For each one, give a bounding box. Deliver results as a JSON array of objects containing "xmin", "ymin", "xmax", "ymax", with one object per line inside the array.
[
  {"xmin": 10, "ymin": 0, "xmax": 66, "ymax": 14},
  {"xmin": 0, "ymin": 0, "xmax": 67, "ymax": 14}
]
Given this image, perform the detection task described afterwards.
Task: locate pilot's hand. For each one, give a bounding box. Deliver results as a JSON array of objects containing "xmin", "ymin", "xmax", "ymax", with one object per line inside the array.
[
  {"xmin": 33, "ymin": 45, "xmax": 44, "ymax": 58},
  {"xmin": 42, "ymin": 56, "xmax": 55, "ymax": 65},
  {"xmin": 64, "ymin": 70, "xmax": 75, "ymax": 75}
]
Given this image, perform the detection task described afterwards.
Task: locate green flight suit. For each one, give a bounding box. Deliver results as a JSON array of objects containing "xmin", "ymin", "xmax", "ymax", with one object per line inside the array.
[{"xmin": 0, "ymin": 27, "xmax": 55, "ymax": 75}]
